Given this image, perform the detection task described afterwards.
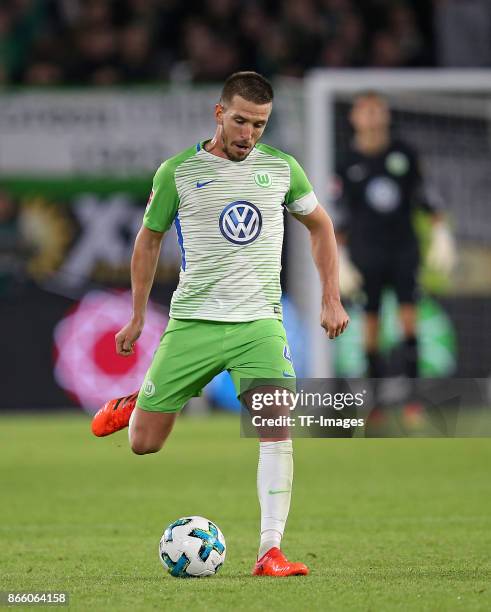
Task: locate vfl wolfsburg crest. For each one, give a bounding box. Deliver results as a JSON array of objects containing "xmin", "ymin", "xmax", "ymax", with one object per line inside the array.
[
  {"xmin": 254, "ymin": 171, "xmax": 272, "ymax": 188},
  {"xmin": 386, "ymin": 151, "xmax": 409, "ymax": 176},
  {"xmin": 143, "ymin": 379, "xmax": 156, "ymax": 397}
]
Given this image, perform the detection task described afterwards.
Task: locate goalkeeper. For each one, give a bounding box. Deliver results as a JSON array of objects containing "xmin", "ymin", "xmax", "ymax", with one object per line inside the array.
[{"xmin": 335, "ymin": 91, "xmax": 456, "ymax": 379}]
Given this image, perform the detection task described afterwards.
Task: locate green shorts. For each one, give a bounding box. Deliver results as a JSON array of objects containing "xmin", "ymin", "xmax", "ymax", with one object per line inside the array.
[{"xmin": 137, "ymin": 318, "xmax": 296, "ymax": 413}]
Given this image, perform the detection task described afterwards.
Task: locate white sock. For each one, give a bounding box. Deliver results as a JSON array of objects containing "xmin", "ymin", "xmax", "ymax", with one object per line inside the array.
[{"xmin": 257, "ymin": 440, "xmax": 293, "ymax": 559}]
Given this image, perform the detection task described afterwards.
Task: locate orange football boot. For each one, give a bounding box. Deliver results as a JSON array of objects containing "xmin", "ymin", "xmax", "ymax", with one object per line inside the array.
[
  {"xmin": 91, "ymin": 392, "xmax": 138, "ymax": 437},
  {"xmin": 252, "ymin": 547, "xmax": 309, "ymax": 577}
]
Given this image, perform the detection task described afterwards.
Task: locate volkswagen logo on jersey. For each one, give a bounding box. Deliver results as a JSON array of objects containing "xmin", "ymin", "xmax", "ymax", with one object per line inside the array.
[
  {"xmin": 365, "ymin": 176, "xmax": 401, "ymax": 213},
  {"xmin": 219, "ymin": 201, "xmax": 262, "ymax": 245}
]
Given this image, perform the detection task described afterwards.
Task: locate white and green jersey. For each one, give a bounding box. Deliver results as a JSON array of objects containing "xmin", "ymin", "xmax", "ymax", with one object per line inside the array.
[{"xmin": 143, "ymin": 141, "xmax": 318, "ymax": 322}]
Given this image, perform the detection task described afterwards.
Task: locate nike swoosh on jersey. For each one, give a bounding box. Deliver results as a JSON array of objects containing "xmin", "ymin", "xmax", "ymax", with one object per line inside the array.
[
  {"xmin": 196, "ymin": 179, "xmax": 216, "ymax": 188},
  {"xmin": 268, "ymin": 489, "xmax": 291, "ymax": 495}
]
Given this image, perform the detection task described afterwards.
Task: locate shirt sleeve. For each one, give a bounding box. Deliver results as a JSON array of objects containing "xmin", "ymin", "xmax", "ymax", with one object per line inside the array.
[
  {"xmin": 143, "ymin": 160, "xmax": 180, "ymax": 232},
  {"xmin": 331, "ymin": 168, "xmax": 351, "ymax": 233},
  {"xmin": 284, "ymin": 155, "xmax": 318, "ymax": 215},
  {"xmin": 412, "ymin": 157, "xmax": 443, "ymax": 214}
]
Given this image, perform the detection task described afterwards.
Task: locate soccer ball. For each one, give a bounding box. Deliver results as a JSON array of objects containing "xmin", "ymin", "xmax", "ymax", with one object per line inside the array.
[{"xmin": 159, "ymin": 516, "xmax": 226, "ymax": 578}]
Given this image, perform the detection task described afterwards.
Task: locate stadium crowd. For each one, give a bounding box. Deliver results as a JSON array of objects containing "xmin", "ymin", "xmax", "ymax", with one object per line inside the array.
[
  {"xmin": 0, "ymin": 0, "xmax": 437, "ymax": 86},
  {"xmin": 0, "ymin": 0, "xmax": 490, "ymax": 85}
]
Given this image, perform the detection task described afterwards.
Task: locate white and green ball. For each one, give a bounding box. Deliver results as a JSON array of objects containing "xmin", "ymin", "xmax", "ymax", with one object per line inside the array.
[{"xmin": 159, "ymin": 516, "xmax": 226, "ymax": 578}]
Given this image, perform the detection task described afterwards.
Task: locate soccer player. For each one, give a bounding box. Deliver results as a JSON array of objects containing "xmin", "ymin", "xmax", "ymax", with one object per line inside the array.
[
  {"xmin": 92, "ymin": 71, "xmax": 349, "ymax": 576},
  {"xmin": 335, "ymin": 91, "xmax": 456, "ymax": 382}
]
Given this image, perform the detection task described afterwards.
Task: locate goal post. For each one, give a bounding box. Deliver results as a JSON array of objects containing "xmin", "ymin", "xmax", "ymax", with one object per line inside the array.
[{"xmin": 289, "ymin": 70, "xmax": 491, "ymax": 377}]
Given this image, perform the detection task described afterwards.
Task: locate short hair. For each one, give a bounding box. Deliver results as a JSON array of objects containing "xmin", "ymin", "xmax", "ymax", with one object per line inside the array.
[
  {"xmin": 220, "ymin": 71, "xmax": 274, "ymax": 106},
  {"xmin": 352, "ymin": 90, "xmax": 388, "ymax": 105}
]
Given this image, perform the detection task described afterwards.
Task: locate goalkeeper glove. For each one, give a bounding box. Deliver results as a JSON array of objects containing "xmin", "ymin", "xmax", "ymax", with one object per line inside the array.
[
  {"xmin": 427, "ymin": 222, "xmax": 457, "ymax": 275},
  {"xmin": 338, "ymin": 246, "xmax": 362, "ymax": 298}
]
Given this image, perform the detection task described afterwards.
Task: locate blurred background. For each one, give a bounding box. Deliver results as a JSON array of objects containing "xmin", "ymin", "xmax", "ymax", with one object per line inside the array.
[{"xmin": 1, "ymin": 0, "xmax": 490, "ymax": 415}]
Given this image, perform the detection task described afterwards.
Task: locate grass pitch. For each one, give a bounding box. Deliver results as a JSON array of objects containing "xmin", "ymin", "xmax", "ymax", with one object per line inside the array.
[{"xmin": 1, "ymin": 413, "xmax": 490, "ymax": 611}]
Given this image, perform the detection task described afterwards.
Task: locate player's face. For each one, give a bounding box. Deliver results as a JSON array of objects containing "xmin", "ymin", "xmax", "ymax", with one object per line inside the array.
[
  {"xmin": 350, "ymin": 96, "xmax": 391, "ymax": 132},
  {"xmin": 217, "ymin": 95, "xmax": 272, "ymax": 161}
]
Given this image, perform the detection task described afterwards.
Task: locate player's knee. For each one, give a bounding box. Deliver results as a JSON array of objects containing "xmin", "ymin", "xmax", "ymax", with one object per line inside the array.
[{"xmin": 130, "ymin": 437, "xmax": 163, "ymax": 455}]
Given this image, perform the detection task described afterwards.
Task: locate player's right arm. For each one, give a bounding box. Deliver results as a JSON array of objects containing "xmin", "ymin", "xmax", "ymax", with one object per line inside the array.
[
  {"xmin": 116, "ymin": 160, "xmax": 180, "ymax": 356},
  {"xmin": 116, "ymin": 226, "xmax": 164, "ymax": 356}
]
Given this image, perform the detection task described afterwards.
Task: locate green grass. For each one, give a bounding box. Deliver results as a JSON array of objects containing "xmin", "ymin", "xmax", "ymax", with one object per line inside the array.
[{"xmin": 1, "ymin": 413, "xmax": 490, "ymax": 611}]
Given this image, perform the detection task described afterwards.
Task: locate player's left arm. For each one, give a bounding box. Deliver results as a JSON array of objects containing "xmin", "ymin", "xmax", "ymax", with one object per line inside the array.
[
  {"xmin": 292, "ymin": 204, "xmax": 349, "ymax": 339},
  {"xmin": 284, "ymin": 153, "xmax": 348, "ymax": 338},
  {"xmin": 409, "ymin": 147, "xmax": 457, "ymax": 274}
]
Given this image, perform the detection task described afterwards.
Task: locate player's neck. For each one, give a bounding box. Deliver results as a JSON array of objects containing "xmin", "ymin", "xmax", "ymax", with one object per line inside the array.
[
  {"xmin": 354, "ymin": 131, "xmax": 390, "ymax": 156},
  {"xmin": 204, "ymin": 139, "xmax": 228, "ymax": 160}
]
